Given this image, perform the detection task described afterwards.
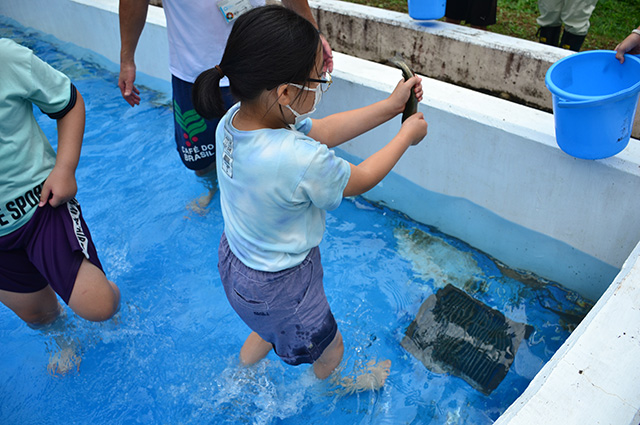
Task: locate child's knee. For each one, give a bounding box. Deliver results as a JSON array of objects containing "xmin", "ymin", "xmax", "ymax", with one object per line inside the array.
[
  {"xmin": 68, "ymin": 262, "xmax": 121, "ymax": 322},
  {"xmin": 88, "ymin": 281, "xmax": 120, "ymax": 321},
  {"xmin": 109, "ymin": 281, "xmax": 121, "ymax": 310},
  {"xmin": 101, "ymin": 281, "xmax": 121, "ymax": 319}
]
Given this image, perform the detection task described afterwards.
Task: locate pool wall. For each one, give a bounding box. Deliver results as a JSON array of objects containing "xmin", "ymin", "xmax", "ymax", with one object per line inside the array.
[{"xmin": 2, "ymin": 0, "xmax": 640, "ymax": 423}]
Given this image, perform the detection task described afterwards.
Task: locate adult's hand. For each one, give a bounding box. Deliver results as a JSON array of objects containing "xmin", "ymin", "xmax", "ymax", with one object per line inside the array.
[
  {"xmin": 320, "ymin": 34, "xmax": 333, "ymax": 73},
  {"xmin": 118, "ymin": 0, "xmax": 149, "ymax": 106},
  {"xmin": 118, "ymin": 61, "xmax": 141, "ymax": 107},
  {"xmin": 615, "ymin": 29, "xmax": 640, "ymax": 64}
]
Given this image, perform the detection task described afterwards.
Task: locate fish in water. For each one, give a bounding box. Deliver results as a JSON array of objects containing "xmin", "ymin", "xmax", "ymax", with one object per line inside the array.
[{"xmin": 388, "ymin": 54, "xmax": 418, "ymax": 122}]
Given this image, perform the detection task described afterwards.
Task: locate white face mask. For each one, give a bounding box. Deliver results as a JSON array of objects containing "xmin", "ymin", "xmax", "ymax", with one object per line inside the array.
[{"xmin": 285, "ymin": 83, "xmax": 323, "ymax": 126}]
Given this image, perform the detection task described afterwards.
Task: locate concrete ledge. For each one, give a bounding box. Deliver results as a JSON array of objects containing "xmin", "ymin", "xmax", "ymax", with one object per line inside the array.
[
  {"xmin": 495, "ymin": 240, "xmax": 640, "ymax": 425},
  {"xmin": 309, "ymin": 0, "xmax": 640, "ymax": 138},
  {"xmin": 313, "ymin": 0, "xmax": 568, "ymax": 108}
]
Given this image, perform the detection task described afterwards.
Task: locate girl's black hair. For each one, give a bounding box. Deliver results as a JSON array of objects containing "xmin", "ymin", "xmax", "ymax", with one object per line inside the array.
[{"xmin": 192, "ymin": 5, "xmax": 320, "ymax": 119}]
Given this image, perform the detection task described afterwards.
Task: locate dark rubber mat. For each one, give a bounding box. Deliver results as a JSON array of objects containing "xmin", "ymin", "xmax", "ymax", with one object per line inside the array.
[{"xmin": 401, "ymin": 284, "xmax": 534, "ymax": 395}]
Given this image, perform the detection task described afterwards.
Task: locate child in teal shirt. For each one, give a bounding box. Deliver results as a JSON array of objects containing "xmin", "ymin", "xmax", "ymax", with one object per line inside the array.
[{"xmin": 0, "ymin": 38, "xmax": 120, "ymax": 327}]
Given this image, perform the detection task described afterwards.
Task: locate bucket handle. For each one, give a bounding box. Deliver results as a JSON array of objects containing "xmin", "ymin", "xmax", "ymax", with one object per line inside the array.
[{"xmin": 557, "ymin": 85, "xmax": 640, "ymax": 109}]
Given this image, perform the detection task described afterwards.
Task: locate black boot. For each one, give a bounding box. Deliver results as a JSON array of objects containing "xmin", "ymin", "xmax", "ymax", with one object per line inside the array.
[
  {"xmin": 537, "ymin": 26, "xmax": 562, "ymax": 46},
  {"xmin": 560, "ymin": 31, "xmax": 586, "ymax": 51}
]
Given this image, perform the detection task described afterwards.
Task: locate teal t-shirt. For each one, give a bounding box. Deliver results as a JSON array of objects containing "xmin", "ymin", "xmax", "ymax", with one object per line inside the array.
[
  {"xmin": 0, "ymin": 38, "xmax": 73, "ymax": 236},
  {"xmin": 217, "ymin": 103, "xmax": 352, "ymax": 272}
]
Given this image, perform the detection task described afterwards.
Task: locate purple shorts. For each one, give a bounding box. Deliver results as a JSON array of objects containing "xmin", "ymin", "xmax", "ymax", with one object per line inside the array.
[
  {"xmin": 218, "ymin": 233, "xmax": 338, "ymax": 366},
  {"xmin": 0, "ymin": 199, "xmax": 103, "ymax": 304}
]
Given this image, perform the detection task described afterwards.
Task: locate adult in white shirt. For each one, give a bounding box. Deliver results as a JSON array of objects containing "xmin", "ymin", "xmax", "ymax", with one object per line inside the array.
[{"xmin": 118, "ymin": 0, "xmax": 333, "ymax": 211}]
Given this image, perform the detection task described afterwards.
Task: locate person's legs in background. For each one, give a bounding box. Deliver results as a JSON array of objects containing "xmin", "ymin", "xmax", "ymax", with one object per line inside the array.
[
  {"xmin": 465, "ymin": 0, "xmax": 497, "ymax": 30},
  {"xmin": 559, "ymin": 0, "xmax": 599, "ymax": 51},
  {"xmin": 172, "ymin": 76, "xmax": 235, "ymax": 213},
  {"xmin": 444, "ymin": 0, "xmax": 467, "ymax": 25},
  {"xmin": 537, "ymin": 0, "xmax": 564, "ymax": 46}
]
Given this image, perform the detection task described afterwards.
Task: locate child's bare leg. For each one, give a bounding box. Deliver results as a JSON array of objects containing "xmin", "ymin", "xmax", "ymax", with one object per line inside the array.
[
  {"xmin": 240, "ymin": 331, "xmax": 273, "ymax": 365},
  {"xmin": 313, "ymin": 330, "xmax": 344, "ymax": 380},
  {"xmin": 0, "ymin": 288, "xmax": 82, "ymax": 375},
  {"xmin": 0, "ymin": 285, "xmax": 61, "ymax": 325},
  {"xmin": 188, "ymin": 164, "xmax": 217, "ymax": 213},
  {"xmin": 67, "ymin": 258, "xmax": 120, "ymax": 322}
]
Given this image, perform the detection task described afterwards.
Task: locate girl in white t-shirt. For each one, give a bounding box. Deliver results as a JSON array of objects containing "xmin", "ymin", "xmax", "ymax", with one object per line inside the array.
[{"xmin": 193, "ymin": 5, "xmax": 427, "ymax": 386}]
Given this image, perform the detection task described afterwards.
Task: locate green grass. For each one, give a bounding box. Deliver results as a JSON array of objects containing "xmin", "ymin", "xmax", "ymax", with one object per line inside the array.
[{"xmin": 343, "ymin": 0, "xmax": 640, "ymax": 51}]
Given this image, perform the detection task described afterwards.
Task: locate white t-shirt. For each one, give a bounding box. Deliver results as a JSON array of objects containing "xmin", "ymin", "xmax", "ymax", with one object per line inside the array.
[
  {"xmin": 162, "ymin": 0, "xmax": 265, "ymax": 84},
  {"xmin": 217, "ymin": 103, "xmax": 352, "ymax": 271}
]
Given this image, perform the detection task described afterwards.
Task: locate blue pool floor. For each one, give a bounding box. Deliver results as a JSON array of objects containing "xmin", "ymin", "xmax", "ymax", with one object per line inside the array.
[{"xmin": 0, "ymin": 20, "xmax": 592, "ymax": 425}]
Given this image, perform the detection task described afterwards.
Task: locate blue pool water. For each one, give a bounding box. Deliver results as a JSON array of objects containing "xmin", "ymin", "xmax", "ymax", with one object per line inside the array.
[{"xmin": 0, "ymin": 21, "xmax": 592, "ymax": 424}]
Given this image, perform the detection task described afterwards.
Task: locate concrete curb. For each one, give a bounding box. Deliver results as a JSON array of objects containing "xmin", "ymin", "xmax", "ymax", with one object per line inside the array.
[{"xmin": 308, "ymin": 0, "xmax": 640, "ymax": 138}]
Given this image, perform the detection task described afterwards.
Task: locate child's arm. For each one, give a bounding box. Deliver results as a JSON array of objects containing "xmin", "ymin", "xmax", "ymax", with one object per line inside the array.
[
  {"xmin": 343, "ymin": 112, "xmax": 428, "ymax": 197},
  {"xmin": 308, "ymin": 76, "xmax": 423, "ymax": 148},
  {"xmin": 39, "ymin": 91, "xmax": 86, "ymax": 208}
]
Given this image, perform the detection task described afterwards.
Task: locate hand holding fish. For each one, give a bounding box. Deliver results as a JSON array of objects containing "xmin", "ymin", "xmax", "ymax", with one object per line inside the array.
[
  {"xmin": 306, "ymin": 63, "xmax": 426, "ymax": 150},
  {"xmin": 388, "ymin": 76, "xmax": 423, "ymax": 117},
  {"xmin": 399, "ymin": 112, "xmax": 428, "ymax": 146},
  {"xmin": 388, "ymin": 54, "xmax": 420, "ymax": 122}
]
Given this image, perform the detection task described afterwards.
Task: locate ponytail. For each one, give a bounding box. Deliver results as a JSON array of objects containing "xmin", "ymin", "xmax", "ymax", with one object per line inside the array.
[
  {"xmin": 192, "ymin": 67, "xmax": 226, "ymax": 119},
  {"xmin": 192, "ymin": 5, "xmax": 320, "ymax": 117}
]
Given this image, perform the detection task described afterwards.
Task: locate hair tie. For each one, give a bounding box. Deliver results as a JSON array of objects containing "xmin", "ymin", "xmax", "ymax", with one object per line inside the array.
[{"xmin": 215, "ymin": 65, "xmax": 225, "ymax": 78}]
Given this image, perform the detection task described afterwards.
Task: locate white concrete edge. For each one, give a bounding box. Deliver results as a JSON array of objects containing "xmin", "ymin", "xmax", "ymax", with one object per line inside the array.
[
  {"xmin": 495, "ymin": 239, "xmax": 640, "ymax": 425},
  {"xmin": 333, "ymin": 51, "xmax": 640, "ymax": 176},
  {"xmin": 310, "ymin": 0, "xmax": 575, "ymax": 62},
  {"xmin": 334, "ymin": 52, "xmax": 555, "ymax": 141}
]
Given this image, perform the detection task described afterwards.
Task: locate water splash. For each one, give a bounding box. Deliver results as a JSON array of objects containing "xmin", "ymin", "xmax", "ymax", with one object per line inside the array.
[{"xmin": 211, "ymin": 360, "xmax": 316, "ymax": 425}]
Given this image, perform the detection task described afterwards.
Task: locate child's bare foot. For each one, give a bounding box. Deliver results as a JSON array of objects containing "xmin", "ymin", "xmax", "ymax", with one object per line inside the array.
[
  {"xmin": 47, "ymin": 343, "xmax": 81, "ymax": 376},
  {"xmin": 352, "ymin": 359, "xmax": 391, "ymax": 390},
  {"xmin": 186, "ymin": 188, "xmax": 216, "ymax": 215},
  {"xmin": 331, "ymin": 359, "xmax": 391, "ymax": 394}
]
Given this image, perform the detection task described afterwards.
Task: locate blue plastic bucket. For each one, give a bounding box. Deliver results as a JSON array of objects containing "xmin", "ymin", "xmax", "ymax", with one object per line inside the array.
[
  {"xmin": 408, "ymin": 0, "xmax": 446, "ymax": 20},
  {"xmin": 545, "ymin": 50, "xmax": 640, "ymax": 159}
]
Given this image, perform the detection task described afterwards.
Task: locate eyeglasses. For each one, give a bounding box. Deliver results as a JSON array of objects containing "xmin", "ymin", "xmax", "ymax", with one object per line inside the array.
[{"xmin": 306, "ymin": 72, "xmax": 332, "ymax": 93}]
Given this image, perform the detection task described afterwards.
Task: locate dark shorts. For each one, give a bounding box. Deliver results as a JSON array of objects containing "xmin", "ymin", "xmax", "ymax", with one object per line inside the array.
[
  {"xmin": 218, "ymin": 233, "xmax": 338, "ymax": 366},
  {"xmin": 172, "ymin": 76, "xmax": 235, "ymax": 172},
  {"xmin": 445, "ymin": 0, "xmax": 497, "ymax": 26},
  {"xmin": 0, "ymin": 199, "xmax": 104, "ymax": 304}
]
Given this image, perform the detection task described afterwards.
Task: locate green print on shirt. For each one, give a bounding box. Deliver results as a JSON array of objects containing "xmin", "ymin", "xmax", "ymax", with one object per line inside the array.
[{"xmin": 174, "ymin": 100, "xmax": 207, "ymax": 147}]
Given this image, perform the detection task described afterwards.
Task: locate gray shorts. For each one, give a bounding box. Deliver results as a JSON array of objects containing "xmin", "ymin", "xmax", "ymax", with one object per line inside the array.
[{"xmin": 218, "ymin": 233, "xmax": 337, "ymax": 366}]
